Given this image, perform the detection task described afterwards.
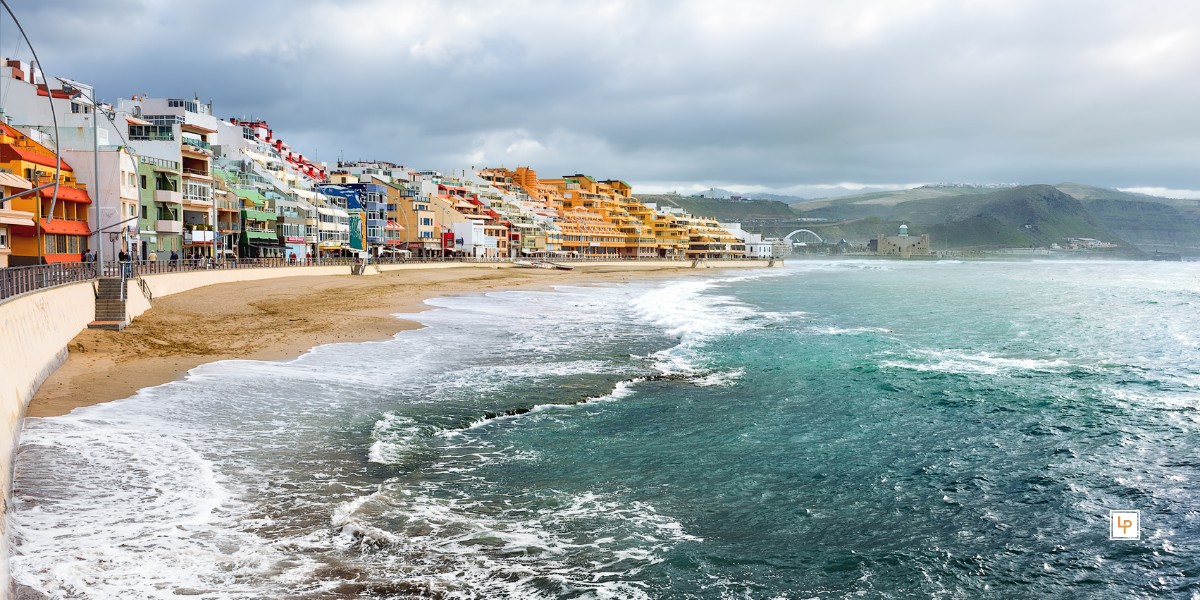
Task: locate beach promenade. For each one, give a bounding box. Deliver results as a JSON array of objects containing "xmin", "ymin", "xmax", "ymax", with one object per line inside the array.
[{"xmin": 0, "ymin": 258, "xmax": 772, "ymax": 596}]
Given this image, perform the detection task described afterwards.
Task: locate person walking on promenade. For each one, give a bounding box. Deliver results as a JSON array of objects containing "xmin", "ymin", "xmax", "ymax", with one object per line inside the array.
[
  {"xmin": 118, "ymin": 249, "xmax": 131, "ymax": 277},
  {"xmin": 169, "ymin": 250, "xmax": 179, "ymax": 270}
]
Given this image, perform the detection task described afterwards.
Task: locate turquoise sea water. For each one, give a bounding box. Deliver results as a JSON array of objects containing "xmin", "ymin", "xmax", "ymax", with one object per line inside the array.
[{"xmin": 11, "ymin": 260, "xmax": 1200, "ymax": 599}]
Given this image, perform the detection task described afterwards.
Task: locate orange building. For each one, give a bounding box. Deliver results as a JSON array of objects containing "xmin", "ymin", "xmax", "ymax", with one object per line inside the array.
[{"xmin": 0, "ymin": 123, "xmax": 93, "ymax": 265}]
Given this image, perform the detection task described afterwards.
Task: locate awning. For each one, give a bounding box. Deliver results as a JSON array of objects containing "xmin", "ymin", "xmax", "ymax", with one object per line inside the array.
[
  {"xmin": 292, "ymin": 188, "xmax": 316, "ymax": 199},
  {"xmin": 37, "ymin": 218, "xmax": 91, "ymax": 235},
  {"xmin": 0, "ymin": 172, "xmax": 33, "ymax": 190},
  {"xmin": 232, "ymin": 187, "xmax": 267, "ymax": 206},
  {"xmin": 384, "ymin": 220, "xmax": 404, "ymax": 230},
  {"xmin": 39, "ymin": 185, "xmax": 92, "ymax": 203}
]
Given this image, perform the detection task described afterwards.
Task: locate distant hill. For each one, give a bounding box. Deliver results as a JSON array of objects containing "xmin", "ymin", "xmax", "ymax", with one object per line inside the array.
[
  {"xmin": 778, "ymin": 182, "xmax": 1200, "ymax": 255},
  {"xmin": 1054, "ymin": 183, "xmax": 1200, "ymax": 255},
  {"xmin": 912, "ymin": 185, "xmax": 1118, "ymax": 249},
  {"xmin": 638, "ymin": 194, "xmax": 799, "ymax": 221}
]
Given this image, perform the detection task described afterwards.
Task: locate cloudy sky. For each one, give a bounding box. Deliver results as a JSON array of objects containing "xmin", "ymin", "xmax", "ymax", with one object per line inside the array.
[{"xmin": 9, "ymin": 0, "xmax": 1200, "ymax": 197}]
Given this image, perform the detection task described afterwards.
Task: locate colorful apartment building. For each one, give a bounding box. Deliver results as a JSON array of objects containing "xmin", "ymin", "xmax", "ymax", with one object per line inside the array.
[
  {"xmin": 0, "ymin": 123, "xmax": 93, "ymax": 265},
  {"xmin": 115, "ymin": 97, "xmax": 222, "ymax": 257}
]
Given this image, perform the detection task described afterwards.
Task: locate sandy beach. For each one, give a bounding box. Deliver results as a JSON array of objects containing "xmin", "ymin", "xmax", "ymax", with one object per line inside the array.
[{"xmin": 27, "ymin": 263, "xmax": 731, "ymax": 418}]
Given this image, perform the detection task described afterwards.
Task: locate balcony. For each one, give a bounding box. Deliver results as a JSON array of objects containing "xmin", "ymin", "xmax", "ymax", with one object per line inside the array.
[
  {"xmin": 154, "ymin": 189, "xmax": 182, "ymax": 204},
  {"xmin": 245, "ymin": 230, "xmax": 278, "ymax": 242},
  {"xmin": 182, "ymin": 168, "xmax": 211, "ymax": 179},
  {"xmin": 181, "ymin": 138, "xmax": 213, "ymax": 155},
  {"xmin": 155, "ymin": 220, "xmax": 183, "ymax": 233},
  {"xmin": 184, "ymin": 230, "xmax": 215, "ymax": 243},
  {"xmin": 183, "ymin": 197, "xmax": 213, "ymax": 207},
  {"xmin": 241, "ymin": 209, "xmax": 278, "ymax": 222},
  {"xmin": 141, "ymin": 155, "xmax": 180, "ymax": 171}
]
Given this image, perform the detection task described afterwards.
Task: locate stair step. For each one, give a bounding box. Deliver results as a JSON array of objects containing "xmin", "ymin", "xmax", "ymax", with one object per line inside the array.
[{"xmin": 87, "ymin": 320, "xmax": 126, "ymax": 331}]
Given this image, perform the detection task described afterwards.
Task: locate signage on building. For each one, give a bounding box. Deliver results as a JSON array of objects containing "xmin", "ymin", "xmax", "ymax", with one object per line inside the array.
[
  {"xmin": 443, "ymin": 232, "xmax": 456, "ymax": 249},
  {"xmin": 349, "ymin": 212, "xmax": 365, "ymax": 251}
]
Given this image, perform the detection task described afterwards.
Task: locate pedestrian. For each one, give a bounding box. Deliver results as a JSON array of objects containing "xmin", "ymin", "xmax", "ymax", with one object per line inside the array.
[
  {"xmin": 118, "ymin": 249, "xmax": 131, "ymax": 277},
  {"xmin": 169, "ymin": 250, "xmax": 179, "ymax": 269}
]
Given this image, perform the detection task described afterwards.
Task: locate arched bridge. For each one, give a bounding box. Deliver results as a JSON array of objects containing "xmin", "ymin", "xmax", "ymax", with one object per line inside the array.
[{"xmin": 783, "ymin": 229, "xmax": 824, "ymax": 245}]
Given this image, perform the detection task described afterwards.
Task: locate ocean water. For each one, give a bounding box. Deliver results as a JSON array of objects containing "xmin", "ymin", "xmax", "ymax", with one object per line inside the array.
[{"xmin": 11, "ymin": 259, "xmax": 1200, "ymax": 599}]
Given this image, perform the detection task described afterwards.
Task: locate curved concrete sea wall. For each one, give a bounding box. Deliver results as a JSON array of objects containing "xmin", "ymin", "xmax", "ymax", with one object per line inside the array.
[
  {"xmin": 0, "ymin": 265, "xmax": 350, "ymax": 598},
  {"xmin": 0, "ymin": 282, "xmax": 97, "ymax": 596}
]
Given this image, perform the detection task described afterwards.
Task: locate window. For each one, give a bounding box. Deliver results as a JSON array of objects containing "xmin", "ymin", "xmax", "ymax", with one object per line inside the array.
[
  {"xmin": 183, "ymin": 181, "xmax": 212, "ymax": 203},
  {"xmin": 144, "ymin": 115, "xmax": 184, "ymax": 126},
  {"xmin": 167, "ymin": 99, "xmax": 199, "ymax": 112},
  {"xmin": 43, "ymin": 234, "xmax": 83, "ymax": 255},
  {"xmin": 0, "ymin": 229, "xmax": 7, "ymax": 248},
  {"xmin": 128, "ymin": 125, "xmax": 174, "ymax": 141},
  {"xmin": 141, "ymin": 206, "xmax": 148, "ymax": 219}
]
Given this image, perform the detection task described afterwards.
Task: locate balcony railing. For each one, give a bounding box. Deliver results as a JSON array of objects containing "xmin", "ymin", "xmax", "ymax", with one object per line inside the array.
[
  {"xmin": 182, "ymin": 168, "xmax": 210, "ymax": 178},
  {"xmin": 155, "ymin": 219, "xmax": 183, "ymax": 233},
  {"xmin": 140, "ymin": 155, "xmax": 180, "ymax": 170},
  {"xmin": 182, "ymin": 139, "xmax": 213, "ymax": 153}
]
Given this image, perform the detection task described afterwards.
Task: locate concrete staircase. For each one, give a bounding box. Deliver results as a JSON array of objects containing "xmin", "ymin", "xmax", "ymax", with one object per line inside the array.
[{"xmin": 88, "ymin": 277, "xmax": 128, "ymax": 331}]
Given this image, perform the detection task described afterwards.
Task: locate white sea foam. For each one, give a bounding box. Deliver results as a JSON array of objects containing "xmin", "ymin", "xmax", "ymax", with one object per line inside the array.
[
  {"xmin": 630, "ymin": 277, "xmax": 763, "ymax": 376},
  {"xmin": 693, "ymin": 368, "xmax": 745, "ymax": 387},
  {"xmin": 880, "ymin": 349, "xmax": 1072, "ymax": 376},
  {"xmin": 11, "ymin": 417, "xmax": 314, "ymax": 599},
  {"xmin": 810, "ymin": 326, "xmax": 893, "ymax": 336},
  {"xmin": 329, "ymin": 485, "xmax": 697, "ymax": 599}
]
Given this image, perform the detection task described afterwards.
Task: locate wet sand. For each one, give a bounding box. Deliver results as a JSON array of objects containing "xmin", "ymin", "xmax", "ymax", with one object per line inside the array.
[{"xmin": 27, "ymin": 263, "xmax": 735, "ymax": 418}]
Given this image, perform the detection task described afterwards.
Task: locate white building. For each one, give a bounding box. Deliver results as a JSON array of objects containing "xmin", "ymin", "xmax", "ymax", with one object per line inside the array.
[
  {"xmin": 451, "ymin": 220, "xmax": 497, "ymax": 257},
  {"xmin": 721, "ymin": 222, "xmax": 775, "ymax": 258}
]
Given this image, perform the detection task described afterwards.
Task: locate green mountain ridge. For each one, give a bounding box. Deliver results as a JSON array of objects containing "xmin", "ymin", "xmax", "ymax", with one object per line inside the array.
[
  {"xmin": 637, "ymin": 194, "xmax": 799, "ymax": 221},
  {"xmin": 781, "ymin": 183, "xmax": 1200, "ymax": 255}
]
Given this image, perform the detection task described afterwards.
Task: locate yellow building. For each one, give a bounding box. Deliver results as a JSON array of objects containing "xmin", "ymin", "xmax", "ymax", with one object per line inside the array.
[
  {"xmin": 487, "ymin": 165, "xmax": 745, "ymax": 260},
  {"xmin": 676, "ymin": 214, "xmax": 746, "ymax": 259},
  {"xmin": 0, "ymin": 171, "xmax": 36, "ymax": 268}
]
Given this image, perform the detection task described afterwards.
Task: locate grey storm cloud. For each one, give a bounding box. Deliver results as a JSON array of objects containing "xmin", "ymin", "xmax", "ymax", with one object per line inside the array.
[{"xmin": 8, "ymin": 0, "xmax": 1200, "ymax": 196}]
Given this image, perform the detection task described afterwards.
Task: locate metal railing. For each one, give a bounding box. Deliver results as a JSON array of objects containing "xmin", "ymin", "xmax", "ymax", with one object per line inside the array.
[
  {"xmin": 0, "ymin": 262, "xmax": 97, "ymax": 303},
  {"xmin": 1, "ymin": 255, "xmax": 773, "ymax": 303}
]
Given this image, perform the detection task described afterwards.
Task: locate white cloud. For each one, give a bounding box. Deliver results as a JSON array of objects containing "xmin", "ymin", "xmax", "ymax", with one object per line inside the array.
[{"xmin": 1117, "ymin": 187, "xmax": 1200, "ymax": 200}]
